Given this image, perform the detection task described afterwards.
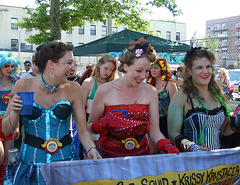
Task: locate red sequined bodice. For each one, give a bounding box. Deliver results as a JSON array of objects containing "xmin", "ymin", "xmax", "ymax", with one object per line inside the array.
[{"xmin": 98, "ymin": 104, "xmax": 151, "ymax": 158}]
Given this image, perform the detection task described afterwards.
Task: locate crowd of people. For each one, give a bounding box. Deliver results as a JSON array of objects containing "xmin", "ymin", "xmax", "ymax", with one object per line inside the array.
[{"xmin": 0, "ymin": 39, "xmax": 239, "ymax": 184}]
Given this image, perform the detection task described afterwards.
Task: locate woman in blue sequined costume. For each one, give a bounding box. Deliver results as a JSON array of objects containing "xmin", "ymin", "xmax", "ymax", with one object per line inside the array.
[
  {"xmin": 168, "ymin": 47, "xmax": 235, "ymax": 152},
  {"xmin": 2, "ymin": 41, "xmax": 101, "ymax": 185},
  {"xmin": 148, "ymin": 57, "xmax": 177, "ymax": 139},
  {"xmin": 0, "ymin": 52, "xmax": 21, "ymax": 183}
]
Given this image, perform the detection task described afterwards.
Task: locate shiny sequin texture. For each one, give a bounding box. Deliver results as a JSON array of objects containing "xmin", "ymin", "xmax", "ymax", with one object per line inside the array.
[
  {"xmin": 12, "ymin": 100, "xmax": 77, "ymax": 185},
  {"xmin": 98, "ymin": 104, "xmax": 151, "ymax": 158}
]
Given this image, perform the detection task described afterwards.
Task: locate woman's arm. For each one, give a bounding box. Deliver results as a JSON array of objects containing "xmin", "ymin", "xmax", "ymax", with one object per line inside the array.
[
  {"xmin": 87, "ymin": 85, "xmax": 106, "ymax": 132},
  {"xmin": 167, "ymin": 90, "xmax": 186, "ymax": 144},
  {"xmin": 81, "ymin": 78, "xmax": 92, "ymax": 107},
  {"xmin": 167, "ymin": 81, "xmax": 178, "ymax": 100},
  {"xmin": 2, "ymin": 81, "xmax": 23, "ymax": 136},
  {"xmin": 148, "ymin": 86, "xmax": 165, "ymax": 143},
  {"xmin": 148, "ymin": 86, "xmax": 179, "ymax": 154},
  {"xmin": 70, "ymin": 82, "xmax": 101, "ymax": 160}
]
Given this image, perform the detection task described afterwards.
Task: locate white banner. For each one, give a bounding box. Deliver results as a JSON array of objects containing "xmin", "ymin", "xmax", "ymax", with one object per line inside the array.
[{"xmin": 40, "ymin": 147, "xmax": 240, "ymax": 185}]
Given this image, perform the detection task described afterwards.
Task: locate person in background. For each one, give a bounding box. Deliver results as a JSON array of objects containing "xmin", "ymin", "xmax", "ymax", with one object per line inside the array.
[
  {"xmin": 20, "ymin": 59, "xmax": 32, "ymax": 74},
  {"xmin": 176, "ymin": 66, "xmax": 184, "ymax": 89},
  {"xmin": 20, "ymin": 53, "xmax": 39, "ymax": 79},
  {"xmin": 217, "ymin": 68, "xmax": 230, "ymax": 99},
  {"xmin": 87, "ymin": 37, "xmax": 179, "ymax": 158},
  {"xmin": 148, "ymin": 57, "xmax": 178, "ymax": 139},
  {"xmin": 168, "ymin": 47, "xmax": 235, "ymax": 153},
  {"xmin": 78, "ymin": 65, "xmax": 94, "ymax": 85},
  {"xmin": 82, "ymin": 55, "xmax": 117, "ymax": 144},
  {"xmin": 171, "ymin": 70, "xmax": 177, "ymax": 81},
  {"xmin": 2, "ymin": 41, "xmax": 101, "ymax": 184},
  {"xmin": 0, "ymin": 52, "xmax": 21, "ymax": 183},
  {"xmin": 67, "ymin": 58, "xmax": 81, "ymax": 84},
  {"xmin": 67, "ymin": 58, "xmax": 84, "ymax": 159}
]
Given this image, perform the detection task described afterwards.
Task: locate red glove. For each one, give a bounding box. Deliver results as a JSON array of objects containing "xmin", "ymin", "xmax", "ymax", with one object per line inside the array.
[
  {"xmin": 91, "ymin": 116, "xmax": 109, "ymax": 134},
  {"xmin": 157, "ymin": 139, "xmax": 180, "ymax": 154}
]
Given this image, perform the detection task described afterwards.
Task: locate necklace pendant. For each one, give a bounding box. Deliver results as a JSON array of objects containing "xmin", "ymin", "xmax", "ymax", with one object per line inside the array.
[{"xmin": 49, "ymin": 87, "xmax": 57, "ymax": 94}]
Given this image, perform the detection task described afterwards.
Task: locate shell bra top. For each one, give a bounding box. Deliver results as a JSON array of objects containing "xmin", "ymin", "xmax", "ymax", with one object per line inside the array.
[
  {"xmin": 182, "ymin": 97, "xmax": 226, "ymax": 150},
  {"xmin": 19, "ymin": 100, "xmax": 77, "ymax": 164},
  {"xmin": 87, "ymin": 79, "xmax": 98, "ymax": 100},
  {"xmin": 0, "ymin": 89, "xmax": 11, "ymax": 112},
  {"xmin": 158, "ymin": 81, "xmax": 170, "ymax": 118},
  {"xmin": 98, "ymin": 104, "xmax": 151, "ymax": 158}
]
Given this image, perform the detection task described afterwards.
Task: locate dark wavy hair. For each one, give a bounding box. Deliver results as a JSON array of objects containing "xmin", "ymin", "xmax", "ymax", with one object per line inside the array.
[
  {"xmin": 182, "ymin": 47, "xmax": 227, "ymax": 103},
  {"xmin": 35, "ymin": 40, "xmax": 74, "ymax": 73}
]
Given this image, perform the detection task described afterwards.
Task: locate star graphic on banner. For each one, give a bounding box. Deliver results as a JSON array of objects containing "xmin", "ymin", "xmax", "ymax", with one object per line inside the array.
[{"xmin": 171, "ymin": 179, "xmax": 177, "ymax": 185}]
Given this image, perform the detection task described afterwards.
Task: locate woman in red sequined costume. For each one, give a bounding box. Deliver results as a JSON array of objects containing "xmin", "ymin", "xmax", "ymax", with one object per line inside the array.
[{"xmin": 87, "ymin": 37, "xmax": 180, "ymax": 158}]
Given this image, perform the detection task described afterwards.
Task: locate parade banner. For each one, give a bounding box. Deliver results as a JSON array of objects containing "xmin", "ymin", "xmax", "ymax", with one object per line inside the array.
[
  {"xmin": 107, "ymin": 52, "xmax": 185, "ymax": 65},
  {"xmin": 40, "ymin": 147, "xmax": 240, "ymax": 185}
]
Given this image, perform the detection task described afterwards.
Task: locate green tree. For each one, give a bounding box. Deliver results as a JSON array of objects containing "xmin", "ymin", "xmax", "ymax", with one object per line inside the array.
[
  {"xmin": 16, "ymin": 0, "xmax": 181, "ymax": 45},
  {"xmin": 192, "ymin": 34, "xmax": 219, "ymax": 56}
]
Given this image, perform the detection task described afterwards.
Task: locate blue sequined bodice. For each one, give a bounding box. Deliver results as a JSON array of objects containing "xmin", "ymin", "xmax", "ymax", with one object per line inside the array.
[
  {"xmin": 19, "ymin": 100, "xmax": 77, "ymax": 164},
  {"xmin": 21, "ymin": 100, "xmax": 72, "ymax": 140}
]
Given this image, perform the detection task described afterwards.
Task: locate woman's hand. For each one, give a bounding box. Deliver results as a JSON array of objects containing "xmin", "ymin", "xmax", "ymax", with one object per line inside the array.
[
  {"xmin": 87, "ymin": 147, "xmax": 102, "ymax": 161},
  {"xmin": 10, "ymin": 94, "xmax": 23, "ymax": 113},
  {"xmin": 13, "ymin": 128, "xmax": 20, "ymax": 140}
]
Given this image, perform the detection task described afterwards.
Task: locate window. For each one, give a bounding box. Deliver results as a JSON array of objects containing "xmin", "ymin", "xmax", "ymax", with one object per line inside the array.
[
  {"xmin": 222, "ymin": 39, "xmax": 228, "ymax": 46},
  {"xmin": 176, "ymin": 32, "xmax": 180, "ymax": 41},
  {"xmin": 66, "ymin": 30, "xmax": 72, "ymax": 34},
  {"xmin": 222, "ymin": 22, "xmax": 228, "ymax": 29},
  {"xmin": 166, "ymin": 31, "xmax": 171, "ymax": 40},
  {"xmin": 222, "ymin": 48, "xmax": 228, "ymax": 52},
  {"xmin": 207, "ymin": 25, "xmax": 211, "ymax": 30},
  {"xmin": 156, "ymin": 30, "xmax": 161, "ymax": 36},
  {"xmin": 11, "ymin": 18, "xmax": 18, "ymax": 29},
  {"xmin": 25, "ymin": 42, "xmax": 33, "ymax": 51},
  {"xmin": 26, "ymin": 28, "xmax": 33, "ymax": 32},
  {"xmin": 79, "ymin": 26, "xmax": 84, "ymax": 34},
  {"xmin": 213, "ymin": 24, "xmax": 220, "ymax": 30},
  {"xmin": 112, "ymin": 27, "xmax": 118, "ymax": 34},
  {"xmin": 11, "ymin": 39, "xmax": 18, "ymax": 50},
  {"xmin": 102, "ymin": 26, "xmax": 107, "ymax": 36},
  {"xmin": 90, "ymin": 25, "xmax": 96, "ymax": 35}
]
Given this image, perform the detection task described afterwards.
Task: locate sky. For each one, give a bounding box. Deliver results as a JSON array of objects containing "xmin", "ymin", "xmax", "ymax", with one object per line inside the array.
[{"xmin": 1, "ymin": 0, "xmax": 240, "ymax": 41}]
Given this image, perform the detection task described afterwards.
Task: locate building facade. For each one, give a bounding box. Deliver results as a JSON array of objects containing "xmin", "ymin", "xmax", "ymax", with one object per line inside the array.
[
  {"xmin": 206, "ymin": 15, "xmax": 240, "ymax": 68},
  {"xmin": 0, "ymin": 5, "xmax": 186, "ymax": 67}
]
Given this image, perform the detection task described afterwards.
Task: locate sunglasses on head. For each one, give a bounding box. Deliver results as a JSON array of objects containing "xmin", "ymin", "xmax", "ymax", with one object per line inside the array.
[{"xmin": 24, "ymin": 63, "xmax": 31, "ymax": 67}]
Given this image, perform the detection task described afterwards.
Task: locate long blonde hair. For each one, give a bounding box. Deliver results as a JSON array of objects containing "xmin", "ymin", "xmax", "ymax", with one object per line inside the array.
[{"xmin": 91, "ymin": 55, "xmax": 117, "ymax": 82}]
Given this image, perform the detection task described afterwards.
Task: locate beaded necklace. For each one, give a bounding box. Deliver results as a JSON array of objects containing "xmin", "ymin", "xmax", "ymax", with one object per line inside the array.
[
  {"xmin": 193, "ymin": 91, "xmax": 209, "ymax": 146},
  {"xmin": 0, "ymin": 79, "xmax": 12, "ymax": 90},
  {"xmin": 40, "ymin": 74, "xmax": 60, "ymax": 94}
]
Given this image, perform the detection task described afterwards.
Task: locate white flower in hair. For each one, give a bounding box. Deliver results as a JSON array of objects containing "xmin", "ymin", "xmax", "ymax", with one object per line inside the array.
[{"xmin": 135, "ymin": 49, "xmax": 144, "ymax": 58}]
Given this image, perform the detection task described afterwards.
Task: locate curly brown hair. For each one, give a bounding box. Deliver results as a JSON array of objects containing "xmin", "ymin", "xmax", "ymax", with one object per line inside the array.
[{"xmin": 182, "ymin": 47, "xmax": 227, "ymax": 103}]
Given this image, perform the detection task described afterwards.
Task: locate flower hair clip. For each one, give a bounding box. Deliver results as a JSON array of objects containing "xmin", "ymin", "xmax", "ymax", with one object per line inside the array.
[
  {"xmin": 129, "ymin": 36, "xmax": 155, "ymax": 59},
  {"xmin": 135, "ymin": 49, "xmax": 144, "ymax": 58}
]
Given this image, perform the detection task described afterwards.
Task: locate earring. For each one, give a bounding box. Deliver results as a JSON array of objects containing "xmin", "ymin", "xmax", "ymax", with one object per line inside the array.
[
  {"xmin": 187, "ymin": 74, "xmax": 191, "ymax": 78},
  {"xmin": 50, "ymin": 70, "xmax": 55, "ymax": 80}
]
